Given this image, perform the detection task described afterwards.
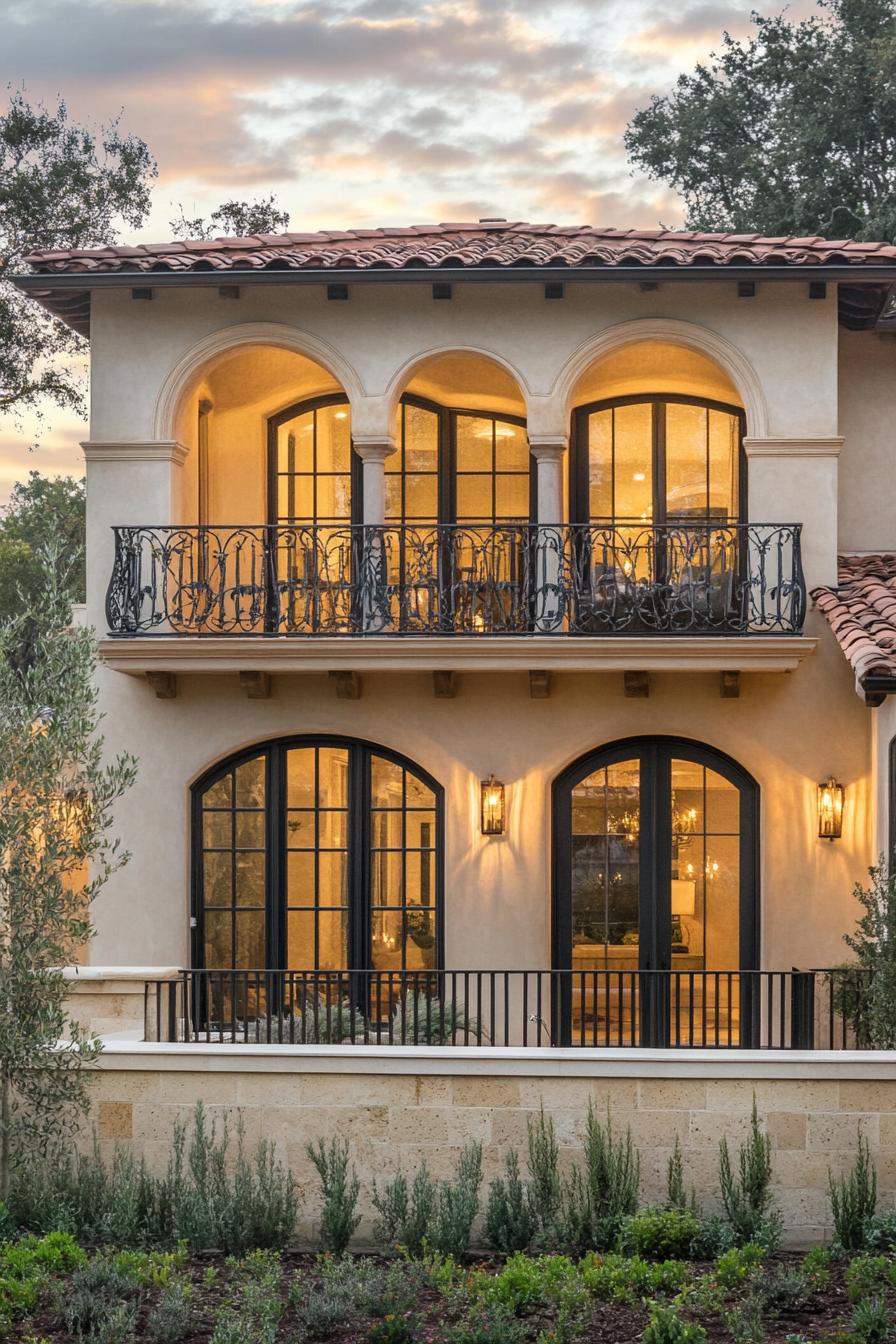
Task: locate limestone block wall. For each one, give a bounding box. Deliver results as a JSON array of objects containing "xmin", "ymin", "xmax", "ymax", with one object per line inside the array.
[{"xmin": 84, "ymin": 1044, "xmax": 896, "ymax": 1246}]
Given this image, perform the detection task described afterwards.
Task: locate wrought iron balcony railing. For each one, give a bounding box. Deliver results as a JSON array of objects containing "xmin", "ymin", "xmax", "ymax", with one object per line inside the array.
[
  {"xmin": 107, "ymin": 523, "xmax": 805, "ymax": 637},
  {"xmin": 144, "ymin": 967, "xmax": 869, "ymax": 1050}
]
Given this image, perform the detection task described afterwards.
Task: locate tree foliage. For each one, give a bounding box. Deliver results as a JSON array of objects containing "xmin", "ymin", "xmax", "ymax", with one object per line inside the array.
[
  {"xmin": 625, "ymin": 0, "xmax": 896, "ymax": 240},
  {"xmin": 1, "ymin": 89, "xmax": 155, "ymax": 423},
  {"xmin": 0, "ymin": 472, "xmax": 85, "ymax": 637},
  {"xmin": 169, "ymin": 194, "xmax": 290, "ymax": 241},
  {"xmin": 842, "ymin": 859, "xmax": 896, "ymax": 1047},
  {"xmin": 0, "ymin": 547, "xmax": 135, "ymax": 1199}
]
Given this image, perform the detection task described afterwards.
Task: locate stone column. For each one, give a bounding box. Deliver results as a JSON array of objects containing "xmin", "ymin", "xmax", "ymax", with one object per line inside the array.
[
  {"xmin": 530, "ymin": 435, "xmax": 568, "ymax": 631},
  {"xmin": 354, "ymin": 436, "xmax": 398, "ymax": 631}
]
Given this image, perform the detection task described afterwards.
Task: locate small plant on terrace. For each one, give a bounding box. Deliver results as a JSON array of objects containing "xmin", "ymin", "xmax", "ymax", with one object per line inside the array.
[
  {"xmin": 389, "ymin": 990, "xmax": 483, "ymax": 1045},
  {"xmin": 717, "ymin": 1099, "xmax": 781, "ymax": 1250},
  {"xmin": 830, "ymin": 1128, "xmax": 878, "ymax": 1252}
]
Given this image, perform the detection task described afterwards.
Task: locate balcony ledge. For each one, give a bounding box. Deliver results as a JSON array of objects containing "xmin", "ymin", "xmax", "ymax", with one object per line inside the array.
[{"xmin": 98, "ymin": 634, "xmax": 816, "ymax": 676}]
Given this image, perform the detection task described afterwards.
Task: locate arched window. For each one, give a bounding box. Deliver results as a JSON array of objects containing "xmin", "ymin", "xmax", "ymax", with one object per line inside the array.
[
  {"xmin": 571, "ymin": 394, "xmax": 745, "ymax": 526},
  {"xmin": 193, "ymin": 737, "xmax": 443, "ymax": 972},
  {"xmin": 553, "ymin": 736, "xmax": 758, "ymax": 1045}
]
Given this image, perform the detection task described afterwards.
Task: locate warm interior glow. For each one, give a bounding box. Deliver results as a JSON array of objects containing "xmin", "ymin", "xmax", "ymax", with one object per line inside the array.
[{"xmin": 572, "ymin": 341, "xmax": 743, "ymax": 409}]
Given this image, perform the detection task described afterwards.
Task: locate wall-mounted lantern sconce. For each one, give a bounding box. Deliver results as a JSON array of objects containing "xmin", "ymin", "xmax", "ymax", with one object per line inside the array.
[
  {"xmin": 818, "ymin": 777, "xmax": 844, "ymax": 841},
  {"xmin": 480, "ymin": 776, "xmax": 505, "ymax": 836}
]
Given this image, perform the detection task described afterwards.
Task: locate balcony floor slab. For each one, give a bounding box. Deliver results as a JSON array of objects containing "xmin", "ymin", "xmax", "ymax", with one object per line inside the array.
[{"xmin": 98, "ymin": 634, "xmax": 816, "ymax": 676}]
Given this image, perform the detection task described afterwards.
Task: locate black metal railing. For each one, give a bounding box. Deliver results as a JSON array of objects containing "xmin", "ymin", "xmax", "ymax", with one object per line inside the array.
[
  {"xmin": 107, "ymin": 523, "xmax": 805, "ymax": 637},
  {"xmin": 144, "ymin": 967, "xmax": 868, "ymax": 1050}
]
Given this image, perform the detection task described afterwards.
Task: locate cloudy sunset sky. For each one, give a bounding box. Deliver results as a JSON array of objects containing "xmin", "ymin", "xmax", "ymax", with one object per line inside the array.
[{"xmin": 1, "ymin": 0, "xmax": 817, "ymax": 499}]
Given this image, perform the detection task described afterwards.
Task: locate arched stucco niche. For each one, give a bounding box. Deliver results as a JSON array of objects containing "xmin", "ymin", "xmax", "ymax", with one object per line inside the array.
[
  {"xmin": 163, "ymin": 334, "xmax": 356, "ymax": 526},
  {"xmin": 553, "ymin": 319, "xmax": 767, "ymax": 437},
  {"xmin": 385, "ymin": 348, "xmax": 528, "ymax": 430}
]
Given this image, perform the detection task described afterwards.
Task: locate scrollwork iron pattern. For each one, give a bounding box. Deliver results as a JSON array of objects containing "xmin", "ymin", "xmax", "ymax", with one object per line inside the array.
[{"xmin": 106, "ymin": 522, "xmax": 805, "ymax": 636}]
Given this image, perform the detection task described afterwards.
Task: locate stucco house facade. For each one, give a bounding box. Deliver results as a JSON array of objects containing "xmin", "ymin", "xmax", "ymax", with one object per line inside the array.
[{"xmin": 16, "ymin": 221, "xmax": 896, "ymax": 1240}]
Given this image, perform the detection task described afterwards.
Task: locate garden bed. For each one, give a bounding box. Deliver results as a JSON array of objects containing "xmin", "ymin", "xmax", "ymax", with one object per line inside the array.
[{"xmin": 5, "ymin": 1238, "xmax": 895, "ymax": 1344}]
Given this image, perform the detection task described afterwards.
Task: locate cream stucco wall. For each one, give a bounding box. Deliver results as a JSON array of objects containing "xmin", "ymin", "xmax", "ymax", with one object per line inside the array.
[
  {"xmin": 838, "ymin": 328, "xmax": 896, "ymax": 554},
  {"xmin": 83, "ymin": 275, "xmax": 880, "ymax": 977}
]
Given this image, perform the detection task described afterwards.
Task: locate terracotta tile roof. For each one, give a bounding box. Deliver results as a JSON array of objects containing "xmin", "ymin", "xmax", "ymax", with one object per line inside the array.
[
  {"xmin": 812, "ymin": 555, "xmax": 896, "ymax": 699},
  {"xmin": 23, "ymin": 221, "xmax": 896, "ymax": 275}
]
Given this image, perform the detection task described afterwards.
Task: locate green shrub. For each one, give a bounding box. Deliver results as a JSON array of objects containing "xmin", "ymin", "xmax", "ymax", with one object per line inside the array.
[
  {"xmin": 106, "ymin": 1244, "xmax": 186, "ymax": 1286},
  {"xmin": 484, "ymin": 1151, "xmax": 536, "ymax": 1254},
  {"xmin": 307, "ymin": 1137, "xmax": 361, "ymax": 1255},
  {"xmin": 555, "ymin": 1105, "xmax": 639, "ymax": 1254},
  {"xmin": 375, "ymin": 1144, "xmax": 482, "ymax": 1259},
  {"xmin": 620, "ymin": 1207, "xmax": 700, "ymax": 1260},
  {"xmin": 8, "ymin": 1105, "xmax": 300, "ymax": 1254},
  {"xmin": 867, "ymin": 1211, "xmax": 896, "ymax": 1252},
  {"xmin": 665, "ymin": 1137, "xmax": 696, "ymax": 1213},
  {"xmin": 367, "ymin": 1314, "xmax": 416, "ymax": 1344},
  {"xmin": 0, "ymin": 1232, "xmax": 88, "ymax": 1331},
  {"xmin": 830, "ymin": 1130, "xmax": 878, "ymax": 1253},
  {"xmin": 372, "ymin": 1165, "xmax": 437, "ymax": 1257},
  {"xmin": 579, "ymin": 1252, "xmax": 688, "ymax": 1304},
  {"xmin": 642, "ymin": 1303, "xmax": 707, "ymax": 1344},
  {"xmin": 527, "ymin": 1109, "xmax": 561, "ymax": 1243},
  {"xmin": 448, "ymin": 1305, "xmax": 527, "ymax": 1344},
  {"xmin": 845, "ymin": 1253, "xmax": 894, "ymax": 1304},
  {"xmin": 722, "ymin": 1284, "xmax": 765, "ymax": 1344},
  {"xmin": 852, "ymin": 1296, "xmax": 893, "ymax": 1344},
  {"xmin": 712, "ymin": 1242, "xmax": 765, "ymax": 1291},
  {"xmin": 432, "ymin": 1143, "xmax": 483, "ymax": 1259},
  {"xmin": 472, "ymin": 1253, "xmax": 580, "ymax": 1317},
  {"xmin": 717, "ymin": 1101, "xmax": 781, "ymax": 1250},
  {"xmin": 211, "ymin": 1251, "xmax": 282, "ymax": 1344},
  {"xmin": 56, "ymin": 1260, "xmax": 140, "ymax": 1339},
  {"xmin": 145, "ymin": 1278, "xmax": 193, "ymax": 1344}
]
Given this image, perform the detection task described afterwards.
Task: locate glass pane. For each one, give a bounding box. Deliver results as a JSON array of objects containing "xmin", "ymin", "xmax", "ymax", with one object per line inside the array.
[
  {"xmin": 709, "ymin": 410, "xmax": 739, "ymax": 520},
  {"xmin": 204, "ymin": 911, "xmax": 232, "ymax": 967},
  {"xmin": 315, "ymin": 473, "xmax": 352, "ymax": 522},
  {"xmin": 706, "ymin": 769, "xmax": 740, "ymax": 834},
  {"xmin": 317, "ymin": 747, "xmax": 349, "ymax": 808},
  {"xmin": 234, "ymin": 851, "xmax": 265, "ymax": 907},
  {"xmin": 406, "ymin": 811, "xmax": 436, "ymax": 849},
  {"xmin": 286, "ymin": 850, "xmax": 315, "ymax": 905},
  {"xmin": 405, "ymin": 910, "xmax": 436, "ymax": 969},
  {"xmin": 287, "ymin": 909, "xmax": 316, "ymax": 968},
  {"xmin": 495, "ymin": 422, "xmax": 528, "ymax": 471},
  {"xmin": 671, "ymin": 758, "xmax": 703, "ymax": 835},
  {"xmin": 318, "ymin": 851, "xmax": 347, "ymax": 908},
  {"xmin": 371, "ymin": 756, "xmax": 404, "ymax": 808},
  {"xmin": 286, "ymin": 748, "xmax": 315, "ymax": 808},
  {"xmin": 317, "ymin": 910, "xmax": 348, "ymax": 970},
  {"xmin": 371, "ymin": 909, "xmax": 403, "ymax": 967},
  {"xmin": 406, "ymin": 774, "xmax": 435, "ymax": 809},
  {"xmin": 588, "ymin": 410, "xmax": 613, "ymax": 519},
  {"xmin": 235, "ymin": 911, "xmax": 265, "ymax": 968},
  {"xmin": 494, "ymin": 474, "xmax": 529, "ymax": 521},
  {"xmin": 278, "ymin": 414, "xmax": 313, "ymax": 471},
  {"xmin": 318, "ymin": 810, "xmax": 347, "ymax": 850},
  {"xmin": 371, "ymin": 850, "xmax": 404, "ymax": 906},
  {"xmin": 286, "ymin": 810, "xmax": 315, "ymax": 849},
  {"xmin": 403, "ymin": 404, "xmax": 439, "ymax": 472},
  {"xmin": 371, "ymin": 809, "xmax": 403, "ymax": 849},
  {"xmin": 291, "ymin": 474, "xmax": 314, "ymax": 523},
  {"xmin": 456, "ymin": 415, "xmax": 492, "ymax": 470},
  {"xmin": 404, "ymin": 474, "xmax": 438, "ymax": 521},
  {"xmin": 235, "ymin": 811, "xmax": 264, "ymax": 848},
  {"xmin": 204, "ymin": 775, "xmax": 231, "ymax": 807},
  {"xmin": 666, "ymin": 403, "xmax": 708, "ymax": 520},
  {"xmin": 203, "ymin": 811, "xmax": 231, "ymax": 849},
  {"xmin": 613, "ymin": 403, "xmax": 653, "ymax": 520},
  {"xmin": 203, "ymin": 851, "xmax": 232, "ymax": 906},
  {"xmin": 456, "ymin": 475, "xmax": 492, "ymax": 521},
  {"xmin": 316, "ymin": 404, "xmax": 351, "ymax": 473},
  {"xmin": 235, "ymin": 757, "xmax": 265, "ymax": 807},
  {"xmin": 406, "ymin": 849, "xmax": 435, "ymax": 905},
  {"xmin": 704, "ymin": 836, "xmax": 740, "ymax": 970}
]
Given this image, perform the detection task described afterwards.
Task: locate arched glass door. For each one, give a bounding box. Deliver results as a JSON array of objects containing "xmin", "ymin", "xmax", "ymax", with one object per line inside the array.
[{"xmin": 554, "ymin": 738, "xmax": 758, "ymax": 1045}]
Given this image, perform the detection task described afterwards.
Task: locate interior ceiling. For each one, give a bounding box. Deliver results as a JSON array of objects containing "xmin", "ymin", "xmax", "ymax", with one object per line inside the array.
[
  {"xmin": 403, "ymin": 353, "xmax": 526, "ymax": 415},
  {"xmin": 572, "ymin": 342, "xmax": 743, "ymax": 408}
]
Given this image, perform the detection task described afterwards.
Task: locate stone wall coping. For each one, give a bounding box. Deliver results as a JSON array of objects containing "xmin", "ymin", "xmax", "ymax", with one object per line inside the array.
[
  {"xmin": 93, "ymin": 1040, "xmax": 896, "ymax": 1080},
  {"xmin": 63, "ymin": 966, "xmax": 182, "ymax": 983}
]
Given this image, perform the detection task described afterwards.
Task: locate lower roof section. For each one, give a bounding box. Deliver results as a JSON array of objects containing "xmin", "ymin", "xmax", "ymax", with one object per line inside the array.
[{"xmin": 98, "ymin": 634, "xmax": 816, "ymax": 677}]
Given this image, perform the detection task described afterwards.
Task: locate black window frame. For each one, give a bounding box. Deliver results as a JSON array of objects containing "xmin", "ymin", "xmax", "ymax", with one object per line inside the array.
[
  {"xmin": 191, "ymin": 734, "xmax": 445, "ymax": 973},
  {"xmin": 570, "ymin": 393, "xmax": 747, "ymax": 527},
  {"xmin": 267, "ymin": 393, "xmax": 535, "ymax": 527}
]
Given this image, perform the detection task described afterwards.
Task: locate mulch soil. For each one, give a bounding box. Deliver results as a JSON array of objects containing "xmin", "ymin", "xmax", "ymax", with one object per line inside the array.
[{"xmin": 17, "ymin": 1250, "xmax": 869, "ymax": 1342}]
